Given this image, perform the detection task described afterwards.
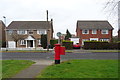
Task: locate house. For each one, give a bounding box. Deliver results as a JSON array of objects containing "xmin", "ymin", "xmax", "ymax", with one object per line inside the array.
[
  {"xmin": 0, "ymin": 20, "xmax": 6, "ymax": 48},
  {"xmin": 118, "ymin": 29, "xmax": 120, "ymax": 41},
  {"xmin": 6, "ymin": 20, "xmax": 53, "ymax": 48},
  {"xmin": 76, "ymin": 20, "xmax": 113, "ymax": 45}
]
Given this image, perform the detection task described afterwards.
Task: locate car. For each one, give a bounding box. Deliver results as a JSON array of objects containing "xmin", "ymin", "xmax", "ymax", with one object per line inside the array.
[{"xmin": 73, "ymin": 43, "xmax": 81, "ymax": 49}]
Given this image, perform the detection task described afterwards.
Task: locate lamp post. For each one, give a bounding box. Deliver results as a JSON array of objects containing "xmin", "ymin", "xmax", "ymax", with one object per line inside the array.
[{"xmin": 3, "ymin": 16, "xmax": 8, "ymax": 51}]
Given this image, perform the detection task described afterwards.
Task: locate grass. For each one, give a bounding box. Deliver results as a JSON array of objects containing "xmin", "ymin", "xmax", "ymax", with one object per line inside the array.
[
  {"xmin": 1, "ymin": 50, "xmax": 51, "ymax": 53},
  {"xmin": 89, "ymin": 50, "xmax": 119, "ymax": 53},
  {"xmin": 36, "ymin": 59, "xmax": 118, "ymax": 78},
  {"xmin": 2, "ymin": 60, "xmax": 35, "ymax": 78}
]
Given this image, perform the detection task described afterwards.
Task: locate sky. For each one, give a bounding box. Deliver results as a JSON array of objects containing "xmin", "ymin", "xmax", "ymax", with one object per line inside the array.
[{"xmin": 0, "ymin": 0, "xmax": 118, "ymax": 38}]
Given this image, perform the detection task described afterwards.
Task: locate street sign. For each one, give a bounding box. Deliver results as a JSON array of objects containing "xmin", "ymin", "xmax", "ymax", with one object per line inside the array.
[{"xmin": 57, "ymin": 32, "xmax": 62, "ymax": 37}]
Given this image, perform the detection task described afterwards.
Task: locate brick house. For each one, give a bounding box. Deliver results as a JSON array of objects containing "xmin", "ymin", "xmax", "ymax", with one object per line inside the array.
[
  {"xmin": 6, "ymin": 20, "xmax": 53, "ymax": 48},
  {"xmin": 76, "ymin": 20, "xmax": 113, "ymax": 45},
  {"xmin": 0, "ymin": 20, "xmax": 6, "ymax": 47}
]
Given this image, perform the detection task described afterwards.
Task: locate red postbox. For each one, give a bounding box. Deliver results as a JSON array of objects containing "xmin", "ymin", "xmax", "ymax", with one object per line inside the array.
[
  {"xmin": 54, "ymin": 44, "xmax": 65, "ymax": 64},
  {"xmin": 60, "ymin": 46, "xmax": 65, "ymax": 55}
]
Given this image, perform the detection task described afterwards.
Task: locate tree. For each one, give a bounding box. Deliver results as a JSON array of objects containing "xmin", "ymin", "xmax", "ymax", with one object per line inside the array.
[
  {"xmin": 65, "ymin": 29, "xmax": 72, "ymax": 40},
  {"xmin": 104, "ymin": 0, "xmax": 119, "ymax": 40},
  {"xmin": 11, "ymin": 31, "xmax": 22, "ymax": 47},
  {"xmin": 41, "ymin": 34, "xmax": 47, "ymax": 49}
]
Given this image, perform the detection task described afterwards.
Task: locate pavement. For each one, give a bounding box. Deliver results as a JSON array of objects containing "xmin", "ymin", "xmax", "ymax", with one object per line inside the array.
[{"xmin": 12, "ymin": 60, "xmax": 54, "ymax": 78}]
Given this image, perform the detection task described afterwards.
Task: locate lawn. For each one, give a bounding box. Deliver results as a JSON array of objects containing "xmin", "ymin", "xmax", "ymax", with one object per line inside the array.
[
  {"xmin": 36, "ymin": 59, "xmax": 118, "ymax": 78},
  {"xmin": 2, "ymin": 60, "xmax": 35, "ymax": 78}
]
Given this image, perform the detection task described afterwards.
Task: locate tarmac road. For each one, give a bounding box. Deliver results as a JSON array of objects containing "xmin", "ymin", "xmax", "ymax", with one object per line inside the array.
[{"xmin": 1, "ymin": 52, "xmax": 118, "ymax": 60}]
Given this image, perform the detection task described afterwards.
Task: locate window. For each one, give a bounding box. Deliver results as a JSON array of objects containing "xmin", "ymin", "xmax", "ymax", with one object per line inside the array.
[
  {"xmin": 100, "ymin": 38, "xmax": 109, "ymax": 42},
  {"xmin": 8, "ymin": 30, "xmax": 13, "ymax": 34},
  {"xmin": 29, "ymin": 30, "xmax": 33, "ymax": 34},
  {"xmin": 82, "ymin": 30, "xmax": 89, "ymax": 34},
  {"xmin": 101, "ymin": 30, "xmax": 108, "ymax": 34},
  {"xmin": 20, "ymin": 40, "xmax": 26, "ymax": 45},
  {"xmin": 38, "ymin": 39, "xmax": 41, "ymax": 45},
  {"xmin": 17, "ymin": 30, "xmax": 26, "ymax": 34},
  {"xmin": 92, "ymin": 30, "xmax": 97, "ymax": 34},
  {"xmin": 37, "ymin": 30, "xmax": 47, "ymax": 34}
]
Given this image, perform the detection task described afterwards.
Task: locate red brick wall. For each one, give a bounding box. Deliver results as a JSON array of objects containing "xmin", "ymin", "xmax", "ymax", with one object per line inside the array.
[{"xmin": 76, "ymin": 28, "xmax": 113, "ymax": 45}]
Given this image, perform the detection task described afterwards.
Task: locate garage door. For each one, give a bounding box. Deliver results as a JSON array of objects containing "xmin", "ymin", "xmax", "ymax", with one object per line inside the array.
[{"xmin": 8, "ymin": 41, "xmax": 16, "ymax": 48}]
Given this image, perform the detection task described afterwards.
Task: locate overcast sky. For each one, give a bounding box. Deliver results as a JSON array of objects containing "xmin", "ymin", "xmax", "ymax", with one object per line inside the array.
[{"xmin": 0, "ymin": 0, "xmax": 118, "ymax": 38}]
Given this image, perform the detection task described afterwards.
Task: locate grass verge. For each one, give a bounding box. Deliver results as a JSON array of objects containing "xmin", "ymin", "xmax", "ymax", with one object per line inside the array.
[
  {"xmin": 90, "ymin": 50, "xmax": 119, "ymax": 53},
  {"xmin": 2, "ymin": 60, "xmax": 35, "ymax": 78},
  {"xmin": 36, "ymin": 59, "xmax": 118, "ymax": 78},
  {"xmin": 1, "ymin": 50, "xmax": 51, "ymax": 53}
]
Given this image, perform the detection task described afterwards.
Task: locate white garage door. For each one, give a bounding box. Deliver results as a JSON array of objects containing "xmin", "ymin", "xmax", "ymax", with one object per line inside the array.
[{"xmin": 8, "ymin": 41, "xmax": 16, "ymax": 48}]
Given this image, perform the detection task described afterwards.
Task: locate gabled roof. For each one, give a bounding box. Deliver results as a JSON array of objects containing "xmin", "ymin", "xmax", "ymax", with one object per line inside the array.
[
  {"xmin": 77, "ymin": 20, "xmax": 113, "ymax": 30},
  {"xmin": 7, "ymin": 21, "xmax": 53, "ymax": 30},
  {"xmin": 0, "ymin": 20, "xmax": 5, "ymax": 27}
]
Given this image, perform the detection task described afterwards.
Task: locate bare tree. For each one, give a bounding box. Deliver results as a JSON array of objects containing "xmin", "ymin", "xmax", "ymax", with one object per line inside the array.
[
  {"xmin": 104, "ymin": 0, "xmax": 119, "ymax": 16},
  {"xmin": 11, "ymin": 31, "xmax": 22, "ymax": 47},
  {"xmin": 104, "ymin": 0, "xmax": 120, "ymax": 40}
]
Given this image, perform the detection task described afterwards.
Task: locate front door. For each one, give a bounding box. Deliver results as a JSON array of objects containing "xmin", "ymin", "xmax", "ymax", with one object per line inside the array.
[{"xmin": 27, "ymin": 40, "xmax": 33, "ymax": 48}]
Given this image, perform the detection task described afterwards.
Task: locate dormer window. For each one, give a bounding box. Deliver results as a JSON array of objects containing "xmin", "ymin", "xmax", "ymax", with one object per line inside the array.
[
  {"xmin": 82, "ymin": 30, "xmax": 89, "ymax": 34},
  {"xmin": 37, "ymin": 30, "xmax": 47, "ymax": 35},
  {"xmin": 101, "ymin": 30, "xmax": 108, "ymax": 34}
]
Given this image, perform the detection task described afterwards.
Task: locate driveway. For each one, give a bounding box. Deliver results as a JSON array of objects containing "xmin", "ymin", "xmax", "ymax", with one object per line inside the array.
[{"xmin": 1, "ymin": 52, "xmax": 118, "ymax": 60}]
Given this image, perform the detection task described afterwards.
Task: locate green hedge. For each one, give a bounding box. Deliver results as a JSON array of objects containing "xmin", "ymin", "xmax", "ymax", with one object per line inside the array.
[
  {"xmin": 83, "ymin": 41, "xmax": 119, "ymax": 50},
  {"xmin": 50, "ymin": 39, "xmax": 58, "ymax": 48},
  {"xmin": 62, "ymin": 40, "xmax": 73, "ymax": 50}
]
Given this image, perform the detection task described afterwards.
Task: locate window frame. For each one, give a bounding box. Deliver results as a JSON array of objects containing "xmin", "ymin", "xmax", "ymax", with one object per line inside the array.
[
  {"xmin": 37, "ymin": 30, "xmax": 47, "ymax": 35},
  {"xmin": 20, "ymin": 40, "xmax": 26, "ymax": 45},
  {"xmin": 38, "ymin": 39, "xmax": 41, "ymax": 45},
  {"xmin": 100, "ymin": 38, "xmax": 109, "ymax": 42},
  {"xmin": 101, "ymin": 30, "xmax": 108, "ymax": 34},
  {"xmin": 17, "ymin": 30, "xmax": 26, "ymax": 35},
  {"xmin": 92, "ymin": 30, "xmax": 97, "ymax": 34},
  {"xmin": 82, "ymin": 29, "xmax": 89, "ymax": 34}
]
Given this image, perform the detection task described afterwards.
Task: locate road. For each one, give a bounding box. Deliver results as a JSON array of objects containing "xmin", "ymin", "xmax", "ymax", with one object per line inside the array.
[{"xmin": 0, "ymin": 52, "xmax": 118, "ymax": 61}]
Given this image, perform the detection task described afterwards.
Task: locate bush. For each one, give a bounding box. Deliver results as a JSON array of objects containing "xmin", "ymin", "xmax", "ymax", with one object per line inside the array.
[
  {"xmin": 62, "ymin": 40, "xmax": 73, "ymax": 50},
  {"xmin": 41, "ymin": 34, "xmax": 47, "ymax": 49},
  {"xmin": 83, "ymin": 41, "xmax": 119, "ymax": 50},
  {"xmin": 50, "ymin": 39, "xmax": 58, "ymax": 48}
]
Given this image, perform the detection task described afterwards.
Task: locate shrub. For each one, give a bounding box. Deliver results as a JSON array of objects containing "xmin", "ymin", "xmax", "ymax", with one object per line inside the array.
[
  {"xmin": 62, "ymin": 40, "xmax": 73, "ymax": 50},
  {"xmin": 50, "ymin": 39, "xmax": 58, "ymax": 48},
  {"xmin": 41, "ymin": 34, "xmax": 47, "ymax": 49}
]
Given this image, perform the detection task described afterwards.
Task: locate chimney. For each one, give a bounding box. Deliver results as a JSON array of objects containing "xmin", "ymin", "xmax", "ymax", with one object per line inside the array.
[{"xmin": 46, "ymin": 10, "xmax": 48, "ymax": 21}]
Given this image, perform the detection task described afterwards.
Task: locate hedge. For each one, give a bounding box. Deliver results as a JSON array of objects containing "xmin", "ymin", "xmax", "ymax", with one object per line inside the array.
[
  {"xmin": 50, "ymin": 39, "xmax": 58, "ymax": 48},
  {"xmin": 62, "ymin": 40, "xmax": 73, "ymax": 50},
  {"xmin": 83, "ymin": 41, "xmax": 119, "ymax": 50}
]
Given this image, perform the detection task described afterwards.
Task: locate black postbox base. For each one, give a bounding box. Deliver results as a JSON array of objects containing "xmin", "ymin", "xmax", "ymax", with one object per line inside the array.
[{"xmin": 55, "ymin": 60, "xmax": 60, "ymax": 64}]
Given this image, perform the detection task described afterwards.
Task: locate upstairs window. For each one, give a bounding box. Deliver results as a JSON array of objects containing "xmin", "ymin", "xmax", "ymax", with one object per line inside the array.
[
  {"xmin": 82, "ymin": 30, "xmax": 89, "ymax": 34},
  {"xmin": 17, "ymin": 30, "xmax": 26, "ymax": 34},
  {"xmin": 101, "ymin": 30, "xmax": 108, "ymax": 34},
  {"xmin": 92, "ymin": 30, "xmax": 97, "ymax": 34},
  {"xmin": 28, "ymin": 30, "xmax": 33, "ymax": 35},
  {"xmin": 37, "ymin": 30, "xmax": 47, "ymax": 35},
  {"xmin": 8, "ymin": 30, "xmax": 13, "ymax": 34}
]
